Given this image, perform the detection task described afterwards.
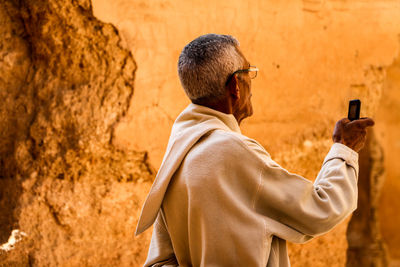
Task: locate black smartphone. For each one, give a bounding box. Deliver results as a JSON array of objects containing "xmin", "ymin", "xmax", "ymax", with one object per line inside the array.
[{"xmin": 348, "ymin": 99, "xmax": 361, "ymax": 121}]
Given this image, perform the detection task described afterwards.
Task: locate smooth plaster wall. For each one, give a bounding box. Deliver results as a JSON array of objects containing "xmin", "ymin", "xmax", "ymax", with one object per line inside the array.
[{"xmin": 92, "ymin": 0, "xmax": 400, "ymax": 266}]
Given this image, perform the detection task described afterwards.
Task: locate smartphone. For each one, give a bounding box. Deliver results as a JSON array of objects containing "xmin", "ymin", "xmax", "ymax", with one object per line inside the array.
[{"xmin": 348, "ymin": 99, "xmax": 361, "ymax": 121}]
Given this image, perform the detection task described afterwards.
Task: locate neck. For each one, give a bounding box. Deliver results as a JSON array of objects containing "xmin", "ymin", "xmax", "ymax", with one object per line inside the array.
[{"xmin": 195, "ymin": 97, "xmax": 243, "ymax": 125}]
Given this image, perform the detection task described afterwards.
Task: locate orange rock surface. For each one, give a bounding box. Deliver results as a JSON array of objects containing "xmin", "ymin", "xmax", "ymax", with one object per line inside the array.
[
  {"xmin": 0, "ymin": 0, "xmax": 399, "ymax": 266},
  {"xmin": 0, "ymin": 0, "xmax": 153, "ymax": 265}
]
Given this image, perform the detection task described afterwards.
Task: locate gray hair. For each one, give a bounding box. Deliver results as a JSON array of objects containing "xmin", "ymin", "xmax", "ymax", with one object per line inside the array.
[{"xmin": 178, "ymin": 34, "xmax": 244, "ymax": 102}]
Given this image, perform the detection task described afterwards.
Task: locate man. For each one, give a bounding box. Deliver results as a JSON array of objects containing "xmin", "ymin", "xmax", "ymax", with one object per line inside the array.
[{"xmin": 135, "ymin": 34, "xmax": 374, "ymax": 266}]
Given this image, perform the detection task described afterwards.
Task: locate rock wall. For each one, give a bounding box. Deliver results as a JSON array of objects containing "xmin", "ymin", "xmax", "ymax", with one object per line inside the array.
[
  {"xmin": 92, "ymin": 0, "xmax": 400, "ymax": 266},
  {"xmin": 1, "ymin": 0, "xmax": 399, "ymax": 266},
  {"xmin": 0, "ymin": 0, "xmax": 153, "ymax": 266}
]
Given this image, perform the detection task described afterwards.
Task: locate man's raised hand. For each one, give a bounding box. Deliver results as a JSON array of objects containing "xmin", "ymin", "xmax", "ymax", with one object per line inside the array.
[{"xmin": 332, "ymin": 117, "xmax": 375, "ymax": 152}]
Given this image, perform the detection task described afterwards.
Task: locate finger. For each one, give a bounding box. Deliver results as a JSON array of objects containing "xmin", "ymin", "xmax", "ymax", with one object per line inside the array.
[
  {"xmin": 340, "ymin": 118, "xmax": 350, "ymax": 124},
  {"xmin": 357, "ymin": 133, "xmax": 366, "ymax": 143},
  {"xmin": 345, "ymin": 127, "xmax": 366, "ymax": 133},
  {"xmin": 357, "ymin": 117, "xmax": 375, "ymax": 127},
  {"xmin": 361, "ymin": 129, "xmax": 367, "ymax": 136},
  {"xmin": 359, "ymin": 135, "xmax": 367, "ymax": 148},
  {"xmin": 335, "ymin": 118, "xmax": 350, "ymax": 129},
  {"xmin": 348, "ymin": 117, "xmax": 375, "ymax": 129}
]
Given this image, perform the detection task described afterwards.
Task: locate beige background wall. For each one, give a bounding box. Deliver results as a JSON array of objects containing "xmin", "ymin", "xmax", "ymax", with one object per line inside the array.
[{"xmin": 92, "ymin": 0, "xmax": 400, "ymax": 265}]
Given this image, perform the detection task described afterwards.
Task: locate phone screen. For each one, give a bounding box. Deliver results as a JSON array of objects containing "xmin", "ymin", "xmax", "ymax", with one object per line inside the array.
[{"xmin": 348, "ymin": 99, "xmax": 361, "ymax": 121}]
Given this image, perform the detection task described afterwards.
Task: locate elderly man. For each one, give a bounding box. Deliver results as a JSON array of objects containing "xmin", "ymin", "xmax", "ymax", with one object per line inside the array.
[{"xmin": 135, "ymin": 34, "xmax": 374, "ymax": 266}]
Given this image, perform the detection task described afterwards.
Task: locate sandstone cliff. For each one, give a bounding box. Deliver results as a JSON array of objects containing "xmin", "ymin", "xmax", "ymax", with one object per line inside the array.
[{"xmin": 0, "ymin": 0, "xmax": 153, "ymax": 265}]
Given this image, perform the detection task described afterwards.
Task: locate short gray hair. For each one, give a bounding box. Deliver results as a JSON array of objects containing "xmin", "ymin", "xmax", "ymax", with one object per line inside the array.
[{"xmin": 178, "ymin": 34, "xmax": 244, "ymax": 102}]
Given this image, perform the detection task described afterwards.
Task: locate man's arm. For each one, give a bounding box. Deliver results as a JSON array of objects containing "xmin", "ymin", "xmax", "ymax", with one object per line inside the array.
[
  {"xmin": 144, "ymin": 210, "xmax": 178, "ymax": 267},
  {"xmin": 252, "ymin": 142, "xmax": 358, "ymax": 242},
  {"xmin": 245, "ymin": 117, "xmax": 374, "ymax": 243}
]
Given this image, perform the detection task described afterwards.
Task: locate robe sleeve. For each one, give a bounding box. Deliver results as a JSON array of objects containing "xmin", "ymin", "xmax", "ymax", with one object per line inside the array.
[
  {"xmin": 246, "ymin": 140, "xmax": 359, "ymax": 243},
  {"xmin": 143, "ymin": 209, "xmax": 178, "ymax": 267}
]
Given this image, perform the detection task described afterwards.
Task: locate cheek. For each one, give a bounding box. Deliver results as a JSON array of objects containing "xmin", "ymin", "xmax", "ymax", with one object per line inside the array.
[{"xmin": 248, "ymin": 94, "xmax": 253, "ymax": 109}]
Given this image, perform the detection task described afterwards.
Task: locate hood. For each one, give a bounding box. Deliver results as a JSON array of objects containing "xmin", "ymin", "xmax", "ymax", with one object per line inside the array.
[{"xmin": 135, "ymin": 103, "xmax": 241, "ymax": 235}]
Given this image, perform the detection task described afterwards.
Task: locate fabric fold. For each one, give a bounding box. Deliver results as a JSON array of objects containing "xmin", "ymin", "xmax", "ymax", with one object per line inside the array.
[{"xmin": 135, "ymin": 104, "xmax": 240, "ymax": 235}]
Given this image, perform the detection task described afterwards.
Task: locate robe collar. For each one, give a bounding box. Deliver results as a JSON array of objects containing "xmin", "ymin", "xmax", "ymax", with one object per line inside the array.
[
  {"xmin": 135, "ymin": 103, "xmax": 241, "ymax": 235},
  {"xmin": 184, "ymin": 103, "xmax": 241, "ymax": 133}
]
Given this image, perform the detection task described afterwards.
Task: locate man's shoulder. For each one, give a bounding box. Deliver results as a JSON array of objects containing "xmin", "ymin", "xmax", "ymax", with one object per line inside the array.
[
  {"xmin": 193, "ymin": 129, "xmax": 270, "ymax": 161},
  {"xmin": 200, "ymin": 129, "xmax": 252, "ymax": 149}
]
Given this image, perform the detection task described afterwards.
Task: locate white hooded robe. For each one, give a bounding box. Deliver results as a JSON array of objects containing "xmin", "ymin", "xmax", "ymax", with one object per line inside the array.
[{"xmin": 136, "ymin": 103, "xmax": 359, "ymax": 267}]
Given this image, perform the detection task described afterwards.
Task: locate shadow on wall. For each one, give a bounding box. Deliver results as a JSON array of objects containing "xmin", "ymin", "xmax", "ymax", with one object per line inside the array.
[
  {"xmin": 347, "ymin": 129, "xmax": 388, "ymax": 266},
  {"xmin": 347, "ymin": 42, "xmax": 400, "ymax": 265}
]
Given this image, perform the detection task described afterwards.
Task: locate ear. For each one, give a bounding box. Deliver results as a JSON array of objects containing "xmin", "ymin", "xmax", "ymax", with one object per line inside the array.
[{"xmin": 226, "ymin": 75, "xmax": 240, "ymax": 100}]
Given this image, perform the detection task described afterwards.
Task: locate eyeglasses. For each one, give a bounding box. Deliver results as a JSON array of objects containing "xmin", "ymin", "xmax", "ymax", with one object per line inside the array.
[{"xmin": 225, "ymin": 65, "xmax": 258, "ymax": 85}]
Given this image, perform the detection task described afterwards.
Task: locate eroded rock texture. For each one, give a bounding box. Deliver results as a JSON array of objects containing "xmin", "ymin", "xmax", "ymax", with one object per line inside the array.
[{"xmin": 0, "ymin": 0, "xmax": 154, "ymax": 265}]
